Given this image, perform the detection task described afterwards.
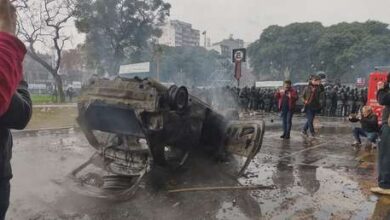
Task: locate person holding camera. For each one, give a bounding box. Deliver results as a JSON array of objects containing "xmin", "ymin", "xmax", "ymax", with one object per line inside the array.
[
  {"xmin": 349, "ymin": 106, "xmax": 379, "ymax": 147},
  {"xmin": 0, "ymin": 1, "xmax": 32, "ymax": 219},
  {"xmin": 275, "ymin": 80, "xmax": 298, "ymax": 139},
  {"xmin": 371, "ymin": 74, "xmax": 390, "ymax": 195},
  {"xmin": 302, "ymin": 75, "xmax": 325, "ymax": 137}
]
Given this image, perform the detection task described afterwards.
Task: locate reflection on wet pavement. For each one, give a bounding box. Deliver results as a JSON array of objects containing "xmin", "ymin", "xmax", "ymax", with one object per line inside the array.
[
  {"xmin": 240, "ymin": 128, "xmax": 381, "ymax": 219},
  {"xmin": 7, "ymin": 119, "xmax": 390, "ymax": 219}
]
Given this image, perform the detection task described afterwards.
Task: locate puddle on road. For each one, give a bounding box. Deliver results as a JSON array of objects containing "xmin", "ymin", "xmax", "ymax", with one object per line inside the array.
[
  {"xmin": 239, "ymin": 161, "xmax": 376, "ymax": 220},
  {"xmin": 7, "ymin": 125, "xmax": 390, "ymax": 220},
  {"xmin": 216, "ymin": 201, "xmax": 251, "ymax": 220},
  {"xmin": 237, "ymin": 127, "xmax": 381, "ymax": 220},
  {"xmin": 9, "ymin": 132, "xmax": 94, "ymax": 220}
]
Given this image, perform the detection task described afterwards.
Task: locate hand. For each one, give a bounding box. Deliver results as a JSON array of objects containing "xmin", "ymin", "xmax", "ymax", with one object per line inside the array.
[
  {"xmin": 0, "ymin": 0, "xmax": 16, "ymax": 35},
  {"xmin": 378, "ymin": 81, "xmax": 385, "ymax": 91}
]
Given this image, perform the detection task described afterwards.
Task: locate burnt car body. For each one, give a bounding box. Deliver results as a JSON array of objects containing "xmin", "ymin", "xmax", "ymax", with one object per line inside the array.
[{"xmin": 73, "ymin": 77, "xmax": 265, "ymax": 199}]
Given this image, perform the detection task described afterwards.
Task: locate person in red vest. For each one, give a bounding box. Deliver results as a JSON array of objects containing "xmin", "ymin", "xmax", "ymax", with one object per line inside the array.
[
  {"xmin": 275, "ymin": 80, "xmax": 298, "ymax": 139},
  {"xmin": 0, "ymin": 1, "xmax": 32, "ymax": 219}
]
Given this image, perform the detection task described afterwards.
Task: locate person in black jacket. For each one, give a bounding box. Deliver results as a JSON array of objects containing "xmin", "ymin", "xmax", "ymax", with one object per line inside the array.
[
  {"xmin": 371, "ymin": 74, "xmax": 390, "ymax": 195},
  {"xmin": 349, "ymin": 106, "xmax": 379, "ymax": 147},
  {"xmin": 302, "ymin": 75, "xmax": 325, "ymax": 137},
  {"xmin": 0, "ymin": 81, "xmax": 32, "ymax": 219},
  {"xmin": 330, "ymin": 86, "xmax": 338, "ymax": 117},
  {"xmin": 0, "ymin": 0, "xmax": 32, "ymax": 219}
]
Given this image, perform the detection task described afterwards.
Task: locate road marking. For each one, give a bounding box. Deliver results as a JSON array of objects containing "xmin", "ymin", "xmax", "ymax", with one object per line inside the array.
[{"xmin": 278, "ymin": 141, "xmax": 330, "ymax": 160}]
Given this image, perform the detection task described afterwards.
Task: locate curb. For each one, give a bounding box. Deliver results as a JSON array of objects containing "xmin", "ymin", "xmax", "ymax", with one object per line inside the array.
[
  {"xmin": 33, "ymin": 104, "xmax": 77, "ymax": 108},
  {"xmin": 12, "ymin": 127, "xmax": 80, "ymax": 137}
]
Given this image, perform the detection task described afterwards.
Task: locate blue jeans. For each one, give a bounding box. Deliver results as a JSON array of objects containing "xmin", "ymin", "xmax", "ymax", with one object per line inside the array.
[
  {"xmin": 379, "ymin": 125, "xmax": 390, "ymax": 189},
  {"xmin": 281, "ymin": 110, "xmax": 293, "ymax": 136},
  {"xmin": 303, "ymin": 108, "xmax": 316, "ymax": 134},
  {"xmin": 353, "ymin": 127, "xmax": 378, "ymax": 144}
]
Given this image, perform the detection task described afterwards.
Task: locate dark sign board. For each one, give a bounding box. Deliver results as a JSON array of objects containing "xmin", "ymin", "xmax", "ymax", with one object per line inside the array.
[{"xmin": 232, "ymin": 48, "xmax": 247, "ymax": 63}]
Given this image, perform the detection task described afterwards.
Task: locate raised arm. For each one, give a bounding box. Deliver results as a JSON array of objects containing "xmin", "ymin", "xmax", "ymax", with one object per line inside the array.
[
  {"xmin": 0, "ymin": 33, "xmax": 26, "ymax": 116},
  {"xmin": 0, "ymin": 0, "xmax": 27, "ymax": 116},
  {"xmin": 274, "ymin": 90, "xmax": 281, "ymax": 99}
]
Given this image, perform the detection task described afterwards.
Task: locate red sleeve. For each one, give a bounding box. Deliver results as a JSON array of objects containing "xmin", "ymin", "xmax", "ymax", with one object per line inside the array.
[
  {"xmin": 0, "ymin": 32, "xmax": 26, "ymax": 116},
  {"xmin": 291, "ymin": 89, "xmax": 298, "ymax": 101},
  {"xmin": 275, "ymin": 91, "xmax": 281, "ymax": 99}
]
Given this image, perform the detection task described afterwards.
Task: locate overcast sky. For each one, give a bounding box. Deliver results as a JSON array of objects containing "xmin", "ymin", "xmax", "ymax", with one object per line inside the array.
[{"xmin": 166, "ymin": 0, "xmax": 390, "ymax": 44}]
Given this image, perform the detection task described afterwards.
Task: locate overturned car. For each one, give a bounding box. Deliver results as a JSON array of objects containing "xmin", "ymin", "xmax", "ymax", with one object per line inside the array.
[{"xmin": 71, "ymin": 77, "xmax": 265, "ymax": 199}]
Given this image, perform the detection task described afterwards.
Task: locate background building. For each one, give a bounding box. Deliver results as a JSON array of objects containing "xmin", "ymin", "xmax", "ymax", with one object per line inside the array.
[
  {"xmin": 159, "ymin": 20, "xmax": 200, "ymax": 47},
  {"xmin": 210, "ymin": 35, "xmax": 245, "ymax": 58}
]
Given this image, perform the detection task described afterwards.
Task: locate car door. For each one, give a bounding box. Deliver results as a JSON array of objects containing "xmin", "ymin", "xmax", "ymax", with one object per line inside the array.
[{"xmin": 224, "ymin": 120, "xmax": 266, "ymax": 176}]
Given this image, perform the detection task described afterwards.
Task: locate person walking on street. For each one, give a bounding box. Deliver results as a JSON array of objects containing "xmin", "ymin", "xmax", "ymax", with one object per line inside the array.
[
  {"xmin": 330, "ymin": 86, "xmax": 338, "ymax": 117},
  {"xmin": 66, "ymin": 86, "xmax": 75, "ymax": 102},
  {"xmin": 275, "ymin": 80, "xmax": 298, "ymax": 139},
  {"xmin": 0, "ymin": 1, "xmax": 32, "ymax": 219},
  {"xmin": 371, "ymin": 74, "xmax": 390, "ymax": 195},
  {"xmin": 302, "ymin": 75, "xmax": 324, "ymax": 137}
]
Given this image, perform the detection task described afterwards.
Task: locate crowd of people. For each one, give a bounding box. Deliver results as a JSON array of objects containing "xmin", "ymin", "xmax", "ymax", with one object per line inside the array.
[
  {"xmin": 195, "ymin": 82, "xmax": 367, "ymax": 117},
  {"xmin": 234, "ymin": 84, "xmax": 368, "ymax": 117},
  {"xmin": 195, "ymin": 82, "xmax": 368, "ymax": 119}
]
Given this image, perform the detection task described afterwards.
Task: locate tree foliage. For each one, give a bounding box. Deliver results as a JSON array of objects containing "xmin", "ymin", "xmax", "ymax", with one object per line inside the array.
[
  {"xmin": 17, "ymin": 0, "xmax": 76, "ymax": 102},
  {"xmin": 74, "ymin": 0, "xmax": 171, "ymax": 74},
  {"xmin": 248, "ymin": 21, "xmax": 390, "ymax": 82}
]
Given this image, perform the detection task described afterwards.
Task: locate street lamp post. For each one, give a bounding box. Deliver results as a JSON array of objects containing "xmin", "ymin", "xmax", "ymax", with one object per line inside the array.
[{"xmin": 153, "ymin": 43, "xmax": 163, "ymax": 81}]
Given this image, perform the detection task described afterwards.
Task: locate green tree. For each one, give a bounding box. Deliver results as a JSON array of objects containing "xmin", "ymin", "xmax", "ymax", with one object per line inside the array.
[
  {"xmin": 317, "ymin": 21, "xmax": 390, "ymax": 81},
  {"xmin": 74, "ymin": 0, "xmax": 170, "ymax": 74},
  {"xmin": 248, "ymin": 21, "xmax": 390, "ymax": 82},
  {"xmin": 248, "ymin": 22, "xmax": 324, "ymax": 81}
]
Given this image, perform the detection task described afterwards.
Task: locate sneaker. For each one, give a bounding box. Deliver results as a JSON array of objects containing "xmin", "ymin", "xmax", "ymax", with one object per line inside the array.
[
  {"xmin": 284, "ymin": 135, "xmax": 290, "ymax": 140},
  {"xmin": 301, "ymin": 131, "xmax": 308, "ymax": 137},
  {"xmin": 280, "ymin": 135, "xmax": 285, "ymax": 139},
  {"xmin": 309, "ymin": 133, "xmax": 316, "ymax": 138},
  {"xmin": 370, "ymin": 187, "xmax": 390, "ymax": 195}
]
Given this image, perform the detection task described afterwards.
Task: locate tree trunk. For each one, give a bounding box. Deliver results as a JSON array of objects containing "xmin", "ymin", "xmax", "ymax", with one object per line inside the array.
[
  {"xmin": 26, "ymin": 51, "xmax": 66, "ymax": 103},
  {"xmin": 54, "ymin": 74, "xmax": 66, "ymax": 103}
]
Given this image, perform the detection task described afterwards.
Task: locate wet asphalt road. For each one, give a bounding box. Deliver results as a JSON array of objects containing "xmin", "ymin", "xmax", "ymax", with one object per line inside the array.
[{"xmin": 6, "ymin": 116, "xmax": 390, "ymax": 220}]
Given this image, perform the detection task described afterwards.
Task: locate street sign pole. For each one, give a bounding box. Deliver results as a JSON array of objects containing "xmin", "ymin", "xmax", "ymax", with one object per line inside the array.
[
  {"xmin": 232, "ymin": 48, "xmax": 246, "ymax": 88},
  {"xmin": 235, "ymin": 60, "xmax": 242, "ymax": 88}
]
